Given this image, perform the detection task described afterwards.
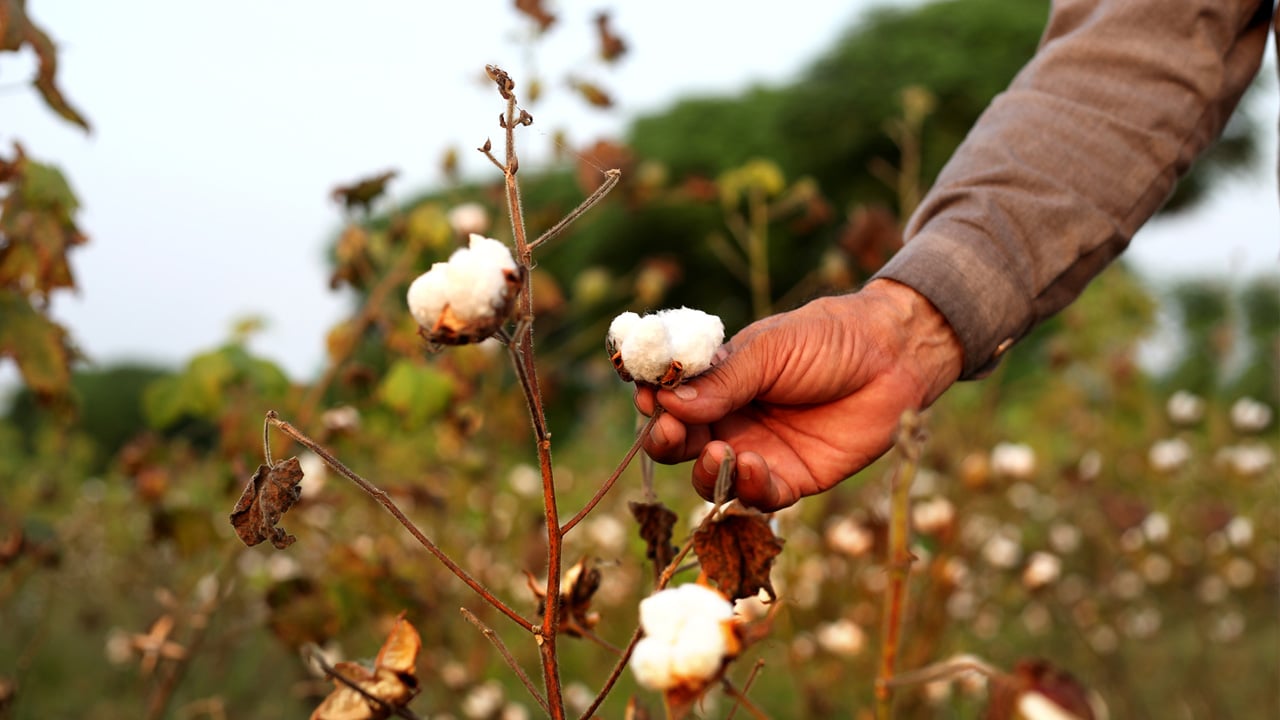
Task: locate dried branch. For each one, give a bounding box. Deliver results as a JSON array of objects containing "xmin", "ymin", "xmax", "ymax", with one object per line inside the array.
[
  {"xmin": 265, "ymin": 411, "xmax": 534, "ymax": 633},
  {"xmin": 529, "ymin": 168, "xmax": 621, "ymax": 251},
  {"xmin": 725, "ymin": 659, "xmax": 767, "ymax": 720},
  {"xmin": 560, "ymin": 409, "xmax": 662, "ymax": 536},
  {"xmin": 874, "ymin": 409, "xmax": 926, "ymax": 720},
  {"xmin": 461, "ymin": 608, "xmax": 551, "ymax": 715}
]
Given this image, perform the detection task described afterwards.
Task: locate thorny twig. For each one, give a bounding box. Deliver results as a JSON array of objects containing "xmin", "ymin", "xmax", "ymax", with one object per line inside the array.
[
  {"xmin": 303, "ymin": 644, "xmax": 423, "ymax": 720},
  {"xmin": 460, "ymin": 608, "xmax": 551, "ymax": 716},
  {"xmin": 265, "ymin": 411, "xmax": 534, "ymax": 633},
  {"xmin": 874, "ymin": 409, "xmax": 926, "ymax": 720}
]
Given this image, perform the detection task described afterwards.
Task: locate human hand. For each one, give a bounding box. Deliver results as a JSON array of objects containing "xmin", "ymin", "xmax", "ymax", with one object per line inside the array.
[{"xmin": 635, "ymin": 279, "xmax": 963, "ymax": 511}]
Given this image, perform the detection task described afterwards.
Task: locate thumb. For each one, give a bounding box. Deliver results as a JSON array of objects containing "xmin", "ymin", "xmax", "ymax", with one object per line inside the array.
[{"xmin": 656, "ymin": 328, "xmax": 775, "ymax": 424}]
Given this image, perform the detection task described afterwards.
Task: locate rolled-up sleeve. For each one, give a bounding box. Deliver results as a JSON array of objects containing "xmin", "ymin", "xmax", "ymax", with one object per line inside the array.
[{"xmin": 875, "ymin": 0, "xmax": 1275, "ymax": 378}]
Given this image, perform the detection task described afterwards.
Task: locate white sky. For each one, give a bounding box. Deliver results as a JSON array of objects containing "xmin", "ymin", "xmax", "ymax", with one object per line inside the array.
[{"xmin": 2, "ymin": 1, "xmax": 1277, "ymax": 382}]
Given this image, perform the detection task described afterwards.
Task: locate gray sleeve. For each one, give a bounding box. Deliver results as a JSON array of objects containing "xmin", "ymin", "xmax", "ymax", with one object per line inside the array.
[{"xmin": 875, "ymin": 0, "xmax": 1274, "ymax": 378}]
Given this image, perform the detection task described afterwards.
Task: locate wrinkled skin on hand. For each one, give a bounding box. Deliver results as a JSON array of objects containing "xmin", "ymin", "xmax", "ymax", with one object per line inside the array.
[{"xmin": 636, "ymin": 279, "xmax": 962, "ymax": 511}]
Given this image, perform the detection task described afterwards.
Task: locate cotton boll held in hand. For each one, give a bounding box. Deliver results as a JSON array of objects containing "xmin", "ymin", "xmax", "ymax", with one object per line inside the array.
[
  {"xmin": 607, "ymin": 307, "xmax": 724, "ymax": 387},
  {"xmin": 407, "ymin": 234, "xmax": 522, "ymax": 345}
]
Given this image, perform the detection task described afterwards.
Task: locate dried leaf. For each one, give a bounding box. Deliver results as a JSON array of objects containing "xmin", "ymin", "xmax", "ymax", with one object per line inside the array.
[
  {"xmin": 311, "ymin": 614, "xmax": 422, "ymax": 720},
  {"xmin": 0, "ymin": 1, "xmax": 91, "ymax": 131},
  {"xmin": 594, "ymin": 12, "xmax": 628, "ymax": 62},
  {"xmin": 229, "ymin": 457, "xmax": 304, "ymax": 549},
  {"xmin": 693, "ymin": 505, "xmax": 783, "ymax": 602},
  {"xmin": 331, "ymin": 170, "xmax": 398, "ymax": 215},
  {"xmin": 569, "ymin": 78, "xmax": 613, "ymax": 109},
  {"xmin": 513, "ymin": 0, "xmax": 555, "ymax": 31},
  {"xmin": 986, "ymin": 659, "xmax": 1096, "ymax": 720},
  {"xmin": 629, "ymin": 501, "xmax": 678, "ymax": 576}
]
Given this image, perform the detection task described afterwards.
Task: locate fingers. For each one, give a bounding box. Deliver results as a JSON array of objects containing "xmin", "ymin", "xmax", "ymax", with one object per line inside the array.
[
  {"xmin": 690, "ymin": 443, "xmax": 794, "ymax": 512},
  {"xmin": 640, "ymin": 409, "xmax": 712, "ymax": 465}
]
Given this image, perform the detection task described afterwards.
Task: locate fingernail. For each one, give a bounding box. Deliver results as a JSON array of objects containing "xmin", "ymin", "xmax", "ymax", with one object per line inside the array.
[
  {"xmin": 701, "ymin": 452, "xmax": 719, "ymax": 476},
  {"xmin": 673, "ymin": 385, "xmax": 697, "ymax": 401},
  {"xmin": 649, "ymin": 421, "xmax": 667, "ymax": 446}
]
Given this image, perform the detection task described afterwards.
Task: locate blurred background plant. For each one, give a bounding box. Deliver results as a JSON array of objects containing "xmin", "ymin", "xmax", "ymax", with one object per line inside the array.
[{"xmin": 2, "ymin": 0, "xmax": 1276, "ymax": 717}]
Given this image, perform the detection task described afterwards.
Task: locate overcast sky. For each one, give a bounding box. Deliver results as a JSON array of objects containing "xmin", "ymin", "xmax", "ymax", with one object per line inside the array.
[{"xmin": 3, "ymin": 1, "xmax": 1277, "ymax": 383}]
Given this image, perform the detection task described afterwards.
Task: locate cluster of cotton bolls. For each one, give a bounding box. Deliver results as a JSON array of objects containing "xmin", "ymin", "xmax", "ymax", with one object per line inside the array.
[
  {"xmin": 630, "ymin": 584, "xmax": 739, "ymax": 691},
  {"xmin": 607, "ymin": 308, "xmax": 724, "ymax": 386},
  {"xmin": 406, "ymin": 234, "xmax": 521, "ymax": 344}
]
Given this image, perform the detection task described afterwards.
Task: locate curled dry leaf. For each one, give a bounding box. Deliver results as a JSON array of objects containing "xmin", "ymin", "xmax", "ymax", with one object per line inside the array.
[
  {"xmin": 527, "ymin": 557, "xmax": 602, "ymax": 637},
  {"xmin": 693, "ymin": 504, "xmax": 783, "ymax": 602},
  {"xmin": 312, "ymin": 614, "xmax": 422, "ymax": 720},
  {"xmin": 569, "ymin": 78, "xmax": 614, "ymax": 109},
  {"xmin": 0, "ymin": 0, "xmax": 91, "ymax": 131},
  {"xmin": 331, "ymin": 170, "xmax": 398, "ymax": 215},
  {"xmin": 629, "ymin": 501, "xmax": 678, "ymax": 577},
  {"xmin": 229, "ymin": 457, "xmax": 304, "ymax": 549}
]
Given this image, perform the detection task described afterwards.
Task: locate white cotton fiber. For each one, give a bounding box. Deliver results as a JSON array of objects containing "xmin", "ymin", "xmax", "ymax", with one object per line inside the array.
[
  {"xmin": 406, "ymin": 234, "xmax": 517, "ymax": 331},
  {"xmin": 607, "ymin": 307, "xmax": 724, "ymax": 385}
]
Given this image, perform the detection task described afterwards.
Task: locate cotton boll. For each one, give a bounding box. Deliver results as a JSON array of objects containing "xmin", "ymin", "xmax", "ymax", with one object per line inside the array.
[
  {"xmin": 663, "ymin": 307, "xmax": 724, "ymax": 378},
  {"xmin": 407, "ymin": 262, "xmax": 452, "ymax": 327},
  {"xmin": 407, "ymin": 234, "xmax": 520, "ymax": 344},
  {"xmin": 606, "ymin": 307, "xmax": 724, "ymax": 385},
  {"xmin": 630, "ymin": 584, "xmax": 737, "ymax": 691},
  {"xmin": 619, "ymin": 315, "xmax": 675, "ymax": 384}
]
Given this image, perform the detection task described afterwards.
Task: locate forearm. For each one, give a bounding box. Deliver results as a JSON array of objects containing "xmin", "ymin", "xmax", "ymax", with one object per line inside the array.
[{"xmin": 876, "ymin": 0, "xmax": 1274, "ymax": 378}]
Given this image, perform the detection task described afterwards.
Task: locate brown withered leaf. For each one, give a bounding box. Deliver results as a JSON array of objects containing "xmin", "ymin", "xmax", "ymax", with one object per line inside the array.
[
  {"xmin": 331, "ymin": 170, "xmax": 398, "ymax": 215},
  {"xmin": 312, "ymin": 613, "xmax": 422, "ymax": 720},
  {"xmin": 693, "ymin": 505, "xmax": 783, "ymax": 602},
  {"xmin": 594, "ymin": 11, "xmax": 628, "ymax": 62},
  {"xmin": 229, "ymin": 457, "xmax": 304, "ymax": 549},
  {"xmin": 569, "ymin": 78, "xmax": 613, "ymax": 109},
  {"xmin": 514, "ymin": 0, "xmax": 555, "ymax": 31},
  {"xmin": 528, "ymin": 557, "xmax": 602, "ymax": 638},
  {"xmin": 630, "ymin": 501, "xmax": 678, "ymax": 576},
  {"xmin": 986, "ymin": 658, "xmax": 1096, "ymax": 720},
  {"xmin": 0, "ymin": 0, "xmax": 91, "ymax": 131}
]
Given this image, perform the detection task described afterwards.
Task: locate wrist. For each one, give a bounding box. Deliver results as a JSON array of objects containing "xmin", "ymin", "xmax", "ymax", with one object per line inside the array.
[{"xmin": 862, "ymin": 278, "xmax": 963, "ymax": 406}]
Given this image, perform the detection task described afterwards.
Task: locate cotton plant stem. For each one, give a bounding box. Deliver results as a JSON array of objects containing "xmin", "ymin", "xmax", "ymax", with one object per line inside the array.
[
  {"xmin": 576, "ymin": 626, "xmax": 643, "ymax": 720},
  {"xmin": 529, "ymin": 169, "xmax": 621, "ymax": 251},
  {"xmin": 491, "ymin": 72, "xmax": 567, "ymax": 720},
  {"xmin": 560, "ymin": 409, "xmax": 662, "ymax": 536},
  {"xmin": 577, "ymin": 532, "xmax": 699, "ymax": 720},
  {"xmin": 746, "ymin": 188, "xmax": 772, "ymax": 319},
  {"xmin": 725, "ymin": 659, "xmax": 767, "ymax": 720},
  {"xmin": 460, "ymin": 608, "xmax": 551, "ymax": 716},
  {"xmin": 265, "ymin": 411, "xmax": 534, "ymax": 634},
  {"xmin": 721, "ymin": 678, "xmax": 770, "ymax": 720},
  {"xmin": 874, "ymin": 409, "xmax": 925, "ymax": 720},
  {"xmin": 884, "ymin": 653, "xmax": 1003, "ymax": 689}
]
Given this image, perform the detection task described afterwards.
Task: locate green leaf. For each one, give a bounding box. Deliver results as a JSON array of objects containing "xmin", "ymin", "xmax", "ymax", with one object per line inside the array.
[{"xmin": 377, "ymin": 359, "xmax": 455, "ymax": 427}]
